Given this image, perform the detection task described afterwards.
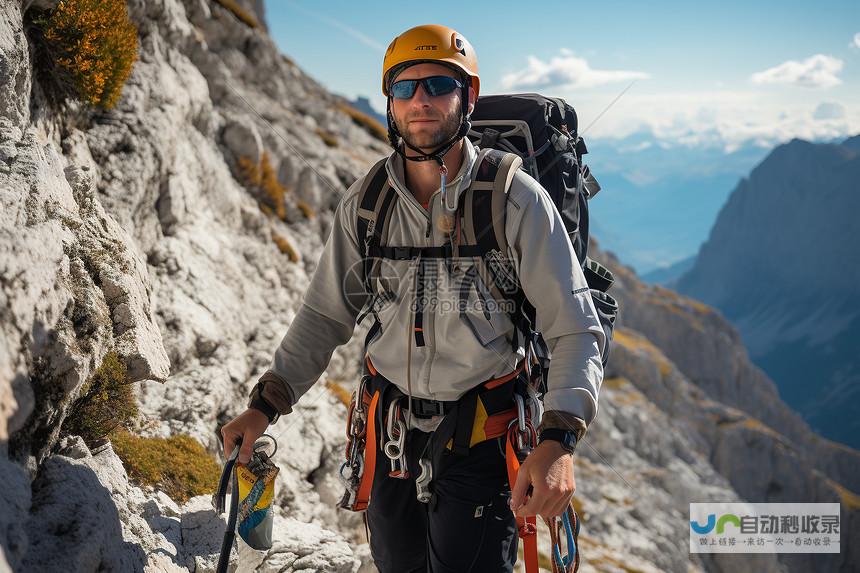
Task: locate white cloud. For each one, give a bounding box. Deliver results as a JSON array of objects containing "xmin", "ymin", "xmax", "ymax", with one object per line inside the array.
[
  {"xmin": 500, "ymin": 50, "xmax": 649, "ymax": 91},
  {"xmin": 560, "ymin": 90, "xmax": 860, "ymax": 152},
  {"xmin": 852, "ymin": 32, "xmax": 860, "ymax": 49},
  {"xmin": 813, "ymin": 101, "xmax": 846, "ymax": 120},
  {"xmin": 750, "ymin": 54, "xmax": 843, "ymax": 88}
]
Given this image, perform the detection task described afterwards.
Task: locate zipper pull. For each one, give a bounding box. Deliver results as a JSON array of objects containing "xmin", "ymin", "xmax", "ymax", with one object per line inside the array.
[{"xmin": 438, "ymin": 163, "xmax": 456, "ymax": 237}]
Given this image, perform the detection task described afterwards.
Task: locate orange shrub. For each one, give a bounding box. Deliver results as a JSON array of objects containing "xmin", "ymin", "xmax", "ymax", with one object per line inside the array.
[
  {"xmin": 296, "ymin": 199, "xmax": 316, "ymax": 219},
  {"xmin": 315, "ymin": 128, "xmax": 339, "ymax": 148},
  {"xmin": 337, "ymin": 102, "xmax": 388, "ymax": 142},
  {"xmin": 238, "ymin": 152, "xmax": 289, "ymax": 221},
  {"xmin": 212, "ymin": 0, "xmax": 259, "ymax": 28},
  {"xmin": 271, "ymin": 231, "xmax": 299, "ymax": 262},
  {"xmin": 33, "ymin": 0, "xmax": 138, "ymax": 109}
]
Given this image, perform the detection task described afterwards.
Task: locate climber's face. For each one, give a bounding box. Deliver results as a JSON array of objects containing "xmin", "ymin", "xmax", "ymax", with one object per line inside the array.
[{"xmin": 389, "ymin": 63, "xmax": 474, "ymax": 152}]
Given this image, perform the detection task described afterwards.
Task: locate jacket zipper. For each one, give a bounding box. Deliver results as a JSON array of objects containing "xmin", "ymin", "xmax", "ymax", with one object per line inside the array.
[{"xmin": 382, "ymin": 159, "xmax": 456, "ymax": 398}]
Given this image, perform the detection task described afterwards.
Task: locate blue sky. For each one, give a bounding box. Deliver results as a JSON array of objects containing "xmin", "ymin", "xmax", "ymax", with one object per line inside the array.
[{"xmin": 268, "ymin": 0, "xmax": 860, "ymax": 149}]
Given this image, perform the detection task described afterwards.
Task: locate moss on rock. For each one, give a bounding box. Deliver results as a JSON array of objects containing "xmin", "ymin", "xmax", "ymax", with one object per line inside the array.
[{"xmin": 110, "ymin": 431, "xmax": 220, "ymax": 503}]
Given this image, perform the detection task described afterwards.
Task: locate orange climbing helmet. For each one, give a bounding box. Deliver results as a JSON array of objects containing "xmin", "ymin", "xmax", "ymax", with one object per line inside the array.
[
  {"xmin": 382, "ymin": 24, "xmax": 479, "ymax": 164},
  {"xmin": 382, "ymin": 24, "xmax": 480, "ymax": 98}
]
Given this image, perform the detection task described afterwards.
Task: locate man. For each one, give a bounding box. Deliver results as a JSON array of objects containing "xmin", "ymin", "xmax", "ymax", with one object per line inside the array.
[{"xmin": 222, "ymin": 24, "xmax": 605, "ymax": 572}]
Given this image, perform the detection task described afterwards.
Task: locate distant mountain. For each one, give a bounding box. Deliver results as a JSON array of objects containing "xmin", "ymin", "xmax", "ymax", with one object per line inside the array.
[
  {"xmin": 676, "ymin": 135, "xmax": 860, "ymax": 449},
  {"xmin": 842, "ymin": 134, "xmax": 860, "ymax": 151},
  {"xmin": 342, "ymin": 95, "xmax": 387, "ymax": 127},
  {"xmin": 585, "ymin": 130, "xmax": 770, "ymax": 275},
  {"xmin": 641, "ymin": 254, "xmax": 695, "ymax": 286}
]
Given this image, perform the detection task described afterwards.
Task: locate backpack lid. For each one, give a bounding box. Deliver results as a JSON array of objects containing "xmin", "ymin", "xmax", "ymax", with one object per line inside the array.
[{"xmin": 471, "ymin": 93, "xmax": 579, "ymax": 144}]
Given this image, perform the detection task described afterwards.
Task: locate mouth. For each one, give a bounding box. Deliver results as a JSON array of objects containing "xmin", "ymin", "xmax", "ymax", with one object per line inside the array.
[{"xmin": 409, "ymin": 119, "xmax": 438, "ymax": 124}]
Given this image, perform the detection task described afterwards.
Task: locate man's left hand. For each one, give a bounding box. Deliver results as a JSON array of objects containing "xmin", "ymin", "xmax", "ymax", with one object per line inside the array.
[{"xmin": 509, "ymin": 440, "xmax": 576, "ymax": 518}]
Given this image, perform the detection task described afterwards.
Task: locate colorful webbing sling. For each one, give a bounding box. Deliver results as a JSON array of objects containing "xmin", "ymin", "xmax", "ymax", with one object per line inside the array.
[{"xmin": 213, "ymin": 435, "xmax": 280, "ymax": 573}]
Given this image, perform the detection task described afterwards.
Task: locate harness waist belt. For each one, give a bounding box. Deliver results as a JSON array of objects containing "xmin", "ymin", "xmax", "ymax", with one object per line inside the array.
[{"xmin": 402, "ymin": 396, "xmax": 456, "ymax": 418}]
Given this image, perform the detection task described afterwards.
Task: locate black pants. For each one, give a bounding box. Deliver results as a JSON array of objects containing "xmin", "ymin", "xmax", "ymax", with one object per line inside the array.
[{"xmin": 366, "ymin": 426, "xmax": 519, "ymax": 572}]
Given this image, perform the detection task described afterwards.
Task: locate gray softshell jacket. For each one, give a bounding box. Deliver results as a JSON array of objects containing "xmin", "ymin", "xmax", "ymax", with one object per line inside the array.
[{"xmin": 252, "ymin": 140, "xmax": 606, "ymax": 436}]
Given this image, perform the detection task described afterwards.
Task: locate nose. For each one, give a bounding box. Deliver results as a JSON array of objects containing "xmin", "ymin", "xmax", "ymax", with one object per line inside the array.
[{"xmin": 408, "ymin": 82, "xmax": 432, "ymax": 107}]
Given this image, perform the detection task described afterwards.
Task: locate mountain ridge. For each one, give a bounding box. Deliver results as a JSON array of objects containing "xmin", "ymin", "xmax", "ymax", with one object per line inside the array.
[{"xmin": 676, "ymin": 135, "xmax": 860, "ymax": 450}]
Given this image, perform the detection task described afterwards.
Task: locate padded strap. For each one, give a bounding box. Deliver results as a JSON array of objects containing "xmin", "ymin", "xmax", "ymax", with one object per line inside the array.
[
  {"xmin": 491, "ymin": 151, "xmax": 522, "ymax": 252},
  {"xmin": 355, "ymin": 158, "xmax": 389, "ymax": 244}
]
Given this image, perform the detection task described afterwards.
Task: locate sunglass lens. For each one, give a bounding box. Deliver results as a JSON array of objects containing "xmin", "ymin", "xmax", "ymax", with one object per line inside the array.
[
  {"xmin": 424, "ymin": 76, "xmax": 459, "ymax": 96},
  {"xmin": 391, "ymin": 80, "xmax": 418, "ymax": 99}
]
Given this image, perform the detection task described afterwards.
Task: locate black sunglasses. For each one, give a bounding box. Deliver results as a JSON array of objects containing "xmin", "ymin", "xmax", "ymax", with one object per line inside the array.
[{"xmin": 390, "ymin": 75, "xmax": 464, "ymax": 99}]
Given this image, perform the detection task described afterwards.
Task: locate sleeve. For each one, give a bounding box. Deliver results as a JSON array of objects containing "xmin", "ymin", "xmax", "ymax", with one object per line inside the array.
[
  {"xmin": 301, "ymin": 184, "xmax": 370, "ymax": 326},
  {"xmin": 250, "ymin": 304, "xmax": 357, "ymax": 413},
  {"xmin": 249, "ymin": 183, "xmax": 369, "ymax": 414},
  {"xmin": 505, "ymin": 172, "xmax": 606, "ymax": 433}
]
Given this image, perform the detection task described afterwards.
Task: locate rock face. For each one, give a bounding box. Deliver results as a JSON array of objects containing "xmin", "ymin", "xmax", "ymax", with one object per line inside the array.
[
  {"xmin": 2, "ymin": 0, "xmax": 383, "ymax": 570},
  {"xmin": 675, "ymin": 137, "xmax": 860, "ymax": 450},
  {"xmin": 0, "ymin": 1, "xmax": 857, "ymax": 573}
]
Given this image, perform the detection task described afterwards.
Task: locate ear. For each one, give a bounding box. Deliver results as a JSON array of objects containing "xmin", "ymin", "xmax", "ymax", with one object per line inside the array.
[{"xmin": 467, "ymin": 85, "xmax": 477, "ymax": 115}]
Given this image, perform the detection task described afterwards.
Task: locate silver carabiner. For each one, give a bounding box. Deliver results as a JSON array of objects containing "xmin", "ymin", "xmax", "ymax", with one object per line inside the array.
[
  {"xmin": 384, "ymin": 420, "xmax": 407, "ymax": 460},
  {"xmin": 385, "ymin": 399, "xmax": 400, "ymax": 442},
  {"xmin": 388, "ymin": 447, "xmax": 409, "ymax": 479},
  {"xmin": 525, "ymin": 384, "xmax": 544, "ymax": 429},
  {"xmin": 514, "ymin": 393, "xmax": 527, "ymax": 434},
  {"xmin": 415, "ymin": 458, "xmax": 434, "ymax": 503},
  {"xmin": 383, "ymin": 399, "xmax": 407, "ymax": 460},
  {"xmin": 338, "ymin": 461, "xmax": 353, "ymax": 487},
  {"xmin": 355, "ymin": 375, "xmax": 370, "ymax": 416}
]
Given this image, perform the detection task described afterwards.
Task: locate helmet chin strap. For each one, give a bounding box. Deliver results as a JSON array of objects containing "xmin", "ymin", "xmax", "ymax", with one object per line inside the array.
[{"xmin": 386, "ymin": 84, "xmax": 472, "ymax": 211}]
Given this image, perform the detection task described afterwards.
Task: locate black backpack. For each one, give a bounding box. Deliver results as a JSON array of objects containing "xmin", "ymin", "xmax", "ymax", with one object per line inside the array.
[{"xmin": 468, "ymin": 93, "xmax": 618, "ymax": 368}]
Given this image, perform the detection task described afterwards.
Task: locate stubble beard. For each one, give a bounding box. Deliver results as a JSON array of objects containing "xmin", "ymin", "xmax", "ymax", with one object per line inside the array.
[{"xmin": 398, "ymin": 109, "xmax": 461, "ymax": 152}]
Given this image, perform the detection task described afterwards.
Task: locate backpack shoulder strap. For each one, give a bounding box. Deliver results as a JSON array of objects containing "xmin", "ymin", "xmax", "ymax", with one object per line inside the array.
[
  {"xmin": 459, "ymin": 148, "xmax": 522, "ymax": 258},
  {"xmin": 462, "ymin": 148, "xmax": 550, "ymax": 379},
  {"xmin": 354, "ymin": 156, "xmax": 399, "ymax": 303},
  {"xmin": 355, "ymin": 157, "xmax": 395, "ymax": 247}
]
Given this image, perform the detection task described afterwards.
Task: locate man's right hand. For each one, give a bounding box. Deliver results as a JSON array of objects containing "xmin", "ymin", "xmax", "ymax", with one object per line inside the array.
[{"xmin": 221, "ymin": 408, "xmax": 270, "ymax": 464}]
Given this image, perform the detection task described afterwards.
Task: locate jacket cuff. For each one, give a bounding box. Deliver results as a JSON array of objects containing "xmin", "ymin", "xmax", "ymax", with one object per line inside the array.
[
  {"xmin": 248, "ymin": 384, "xmax": 278, "ymax": 423},
  {"xmin": 247, "ymin": 371, "xmax": 295, "ymax": 418},
  {"xmin": 537, "ymin": 410, "xmax": 587, "ymax": 442}
]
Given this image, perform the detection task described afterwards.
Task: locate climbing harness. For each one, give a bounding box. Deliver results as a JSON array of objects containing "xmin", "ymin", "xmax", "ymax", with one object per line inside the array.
[{"xmin": 337, "ymin": 354, "xmax": 580, "ymax": 572}]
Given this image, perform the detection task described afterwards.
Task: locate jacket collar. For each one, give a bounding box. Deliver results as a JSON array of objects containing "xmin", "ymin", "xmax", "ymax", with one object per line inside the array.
[{"xmin": 384, "ymin": 138, "xmax": 478, "ymax": 215}]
